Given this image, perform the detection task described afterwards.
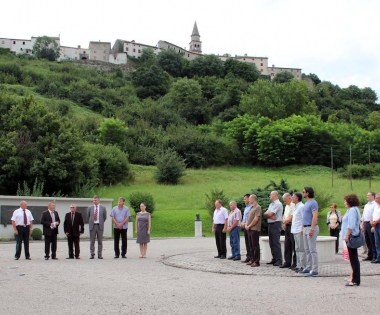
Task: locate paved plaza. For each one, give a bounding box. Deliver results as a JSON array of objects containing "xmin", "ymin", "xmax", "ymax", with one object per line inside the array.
[{"xmin": 1, "ymin": 237, "xmax": 379, "ymax": 314}]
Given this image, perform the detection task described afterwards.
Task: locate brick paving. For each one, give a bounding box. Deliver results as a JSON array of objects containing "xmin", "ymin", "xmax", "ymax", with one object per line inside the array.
[{"xmin": 162, "ymin": 250, "xmax": 380, "ymax": 277}]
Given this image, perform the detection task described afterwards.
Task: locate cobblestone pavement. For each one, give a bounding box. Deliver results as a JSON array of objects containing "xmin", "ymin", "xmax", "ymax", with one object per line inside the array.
[{"xmin": 162, "ymin": 250, "xmax": 380, "ymax": 277}]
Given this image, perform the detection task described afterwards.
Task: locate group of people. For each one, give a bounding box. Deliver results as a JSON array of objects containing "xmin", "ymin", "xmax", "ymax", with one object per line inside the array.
[
  {"xmin": 212, "ymin": 187, "xmax": 380, "ymax": 286},
  {"xmin": 11, "ymin": 196, "xmax": 151, "ymax": 260}
]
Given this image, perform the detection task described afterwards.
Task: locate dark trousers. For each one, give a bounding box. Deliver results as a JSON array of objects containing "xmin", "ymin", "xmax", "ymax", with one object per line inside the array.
[
  {"xmin": 347, "ymin": 246, "xmax": 360, "ymax": 285},
  {"xmin": 114, "ymin": 228, "xmax": 127, "ymax": 257},
  {"xmin": 15, "ymin": 225, "xmax": 30, "ymax": 259},
  {"xmin": 243, "ymin": 228, "xmax": 252, "ymax": 260},
  {"xmin": 268, "ymin": 221, "xmax": 282, "ymax": 263},
  {"xmin": 67, "ymin": 235, "xmax": 80, "ymax": 258},
  {"xmin": 44, "ymin": 233, "xmax": 58, "ymax": 258},
  {"xmin": 215, "ymin": 224, "xmax": 227, "ymax": 257},
  {"xmin": 329, "ymin": 228, "xmax": 340, "ymax": 253},
  {"xmin": 364, "ymin": 221, "xmax": 376, "ymax": 260},
  {"xmin": 248, "ymin": 230, "xmax": 260, "ymax": 264},
  {"xmin": 284, "ymin": 224, "xmax": 296, "ymax": 266}
]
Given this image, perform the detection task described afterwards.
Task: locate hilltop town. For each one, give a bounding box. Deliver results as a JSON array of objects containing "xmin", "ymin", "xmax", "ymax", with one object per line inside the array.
[{"xmin": 0, "ymin": 22, "xmax": 301, "ymax": 79}]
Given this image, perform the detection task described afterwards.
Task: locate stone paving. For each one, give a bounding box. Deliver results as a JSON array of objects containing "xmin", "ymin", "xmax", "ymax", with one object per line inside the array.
[{"xmin": 162, "ymin": 249, "xmax": 380, "ymax": 277}]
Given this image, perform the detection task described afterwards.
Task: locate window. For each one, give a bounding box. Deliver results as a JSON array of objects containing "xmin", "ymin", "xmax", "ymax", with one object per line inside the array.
[
  {"xmin": 261, "ymin": 63, "xmax": 263, "ymax": 66},
  {"xmin": 23, "ymin": 42, "xmax": 25, "ymax": 45},
  {"xmin": 13, "ymin": 41, "xmax": 16, "ymax": 44},
  {"xmin": 271, "ymin": 73, "xmax": 274, "ymax": 76},
  {"xmin": 260, "ymin": 69, "xmax": 263, "ymax": 72},
  {"xmin": 126, "ymin": 47, "xmax": 128, "ymax": 51},
  {"xmin": 133, "ymin": 49, "xmax": 135, "ymax": 52},
  {"xmin": 243, "ymin": 58, "xmax": 245, "ymax": 60},
  {"xmin": 1, "ymin": 40, "xmax": 4, "ymax": 44},
  {"xmin": 138, "ymin": 49, "xmax": 141, "ymax": 53},
  {"xmin": 94, "ymin": 51, "xmax": 96, "ymax": 54}
]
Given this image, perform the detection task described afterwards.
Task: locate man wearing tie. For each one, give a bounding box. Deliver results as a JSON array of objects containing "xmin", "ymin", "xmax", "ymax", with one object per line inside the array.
[
  {"xmin": 63, "ymin": 204, "xmax": 84, "ymax": 259},
  {"xmin": 41, "ymin": 202, "xmax": 60, "ymax": 260},
  {"xmin": 11, "ymin": 200, "xmax": 34, "ymax": 260},
  {"xmin": 87, "ymin": 195, "xmax": 107, "ymax": 259}
]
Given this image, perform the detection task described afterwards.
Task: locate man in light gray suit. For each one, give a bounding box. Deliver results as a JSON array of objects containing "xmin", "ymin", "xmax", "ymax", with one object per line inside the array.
[{"xmin": 87, "ymin": 195, "xmax": 107, "ymax": 259}]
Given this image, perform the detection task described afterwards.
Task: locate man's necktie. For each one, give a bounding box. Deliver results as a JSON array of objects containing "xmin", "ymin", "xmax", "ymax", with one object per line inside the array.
[
  {"xmin": 94, "ymin": 205, "xmax": 98, "ymax": 221},
  {"xmin": 23, "ymin": 210, "xmax": 27, "ymax": 225},
  {"xmin": 71, "ymin": 213, "xmax": 74, "ymax": 225}
]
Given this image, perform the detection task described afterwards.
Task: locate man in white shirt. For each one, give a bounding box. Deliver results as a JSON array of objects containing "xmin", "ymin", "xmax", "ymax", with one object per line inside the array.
[
  {"xmin": 11, "ymin": 200, "xmax": 34, "ymax": 260},
  {"xmin": 362, "ymin": 192, "xmax": 377, "ymax": 262},
  {"xmin": 212, "ymin": 199, "xmax": 228, "ymax": 259},
  {"xmin": 291, "ymin": 192, "xmax": 306, "ymax": 272},
  {"xmin": 371, "ymin": 193, "xmax": 380, "ymax": 263}
]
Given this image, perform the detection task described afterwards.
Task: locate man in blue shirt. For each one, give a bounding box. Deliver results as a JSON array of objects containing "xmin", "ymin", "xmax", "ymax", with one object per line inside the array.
[
  {"xmin": 299, "ymin": 186, "xmax": 319, "ymax": 277},
  {"xmin": 241, "ymin": 194, "xmax": 252, "ymax": 263},
  {"xmin": 110, "ymin": 197, "xmax": 131, "ymax": 259}
]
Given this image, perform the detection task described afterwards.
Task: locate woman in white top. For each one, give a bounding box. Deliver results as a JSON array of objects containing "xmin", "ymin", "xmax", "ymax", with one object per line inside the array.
[{"xmin": 326, "ymin": 203, "xmax": 342, "ymax": 253}]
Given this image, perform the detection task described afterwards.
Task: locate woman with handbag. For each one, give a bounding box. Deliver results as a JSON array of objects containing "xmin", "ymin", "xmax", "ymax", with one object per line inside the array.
[
  {"xmin": 326, "ymin": 203, "xmax": 342, "ymax": 253},
  {"xmin": 342, "ymin": 194, "xmax": 362, "ymax": 287}
]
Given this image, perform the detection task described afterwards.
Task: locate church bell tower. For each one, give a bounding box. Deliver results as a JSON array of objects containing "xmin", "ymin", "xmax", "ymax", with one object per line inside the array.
[{"xmin": 189, "ymin": 21, "xmax": 202, "ymax": 53}]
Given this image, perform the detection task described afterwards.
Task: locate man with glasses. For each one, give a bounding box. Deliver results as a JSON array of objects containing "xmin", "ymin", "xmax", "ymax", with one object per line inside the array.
[
  {"xmin": 299, "ymin": 187, "xmax": 319, "ymax": 277},
  {"xmin": 64, "ymin": 204, "xmax": 84, "ymax": 259}
]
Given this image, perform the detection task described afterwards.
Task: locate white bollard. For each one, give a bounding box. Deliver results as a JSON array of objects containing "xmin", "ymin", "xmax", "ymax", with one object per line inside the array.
[{"xmin": 194, "ymin": 213, "xmax": 202, "ymax": 237}]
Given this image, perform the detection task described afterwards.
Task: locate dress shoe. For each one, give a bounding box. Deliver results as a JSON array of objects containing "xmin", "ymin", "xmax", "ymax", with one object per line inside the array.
[
  {"xmin": 14, "ymin": 257, "xmax": 19, "ymax": 260},
  {"xmin": 90, "ymin": 255, "xmax": 94, "ymax": 259},
  {"xmin": 291, "ymin": 266, "xmax": 299, "ymax": 271},
  {"xmin": 52, "ymin": 257, "xmax": 58, "ymax": 260},
  {"xmin": 25, "ymin": 257, "xmax": 31, "ymax": 260},
  {"xmin": 246, "ymin": 261, "xmax": 253, "ymax": 265},
  {"xmin": 241, "ymin": 258, "xmax": 250, "ymax": 263},
  {"xmin": 45, "ymin": 257, "xmax": 49, "ymax": 260},
  {"xmin": 98, "ymin": 256, "xmax": 103, "ymax": 259},
  {"xmin": 220, "ymin": 256, "xmax": 226, "ymax": 259},
  {"xmin": 121, "ymin": 255, "xmax": 127, "ymax": 259},
  {"xmin": 227, "ymin": 256, "xmax": 235, "ymax": 260},
  {"xmin": 273, "ymin": 262, "xmax": 282, "ymax": 266},
  {"xmin": 114, "ymin": 256, "xmax": 120, "ymax": 259},
  {"xmin": 362, "ymin": 257, "xmax": 372, "ymax": 261},
  {"xmin": 75, "ymin": 257, "xmax": 80, "ymax": 259},
  {"xmin": 279, "ymin": 264, "xmax": 291, "ymax": 268},
  {"xmin": 66, "ymin": 257, "xmax": 74, "ymax": 259},
  {"xmin": 233, "ymin": 257, "xmax": 241, "ymax": 261},
  {"xmin": 266, "ymin": 260, "xmax": 276, "ymax": 265},
  {"xmin": 214, "ymin": 255, "xmax": 221, "ymax": 258},
  {"xmin": 371, "ymin": 260, "xmax": 380, "ymax": 263},
  {"xmin": 290, "ymin": 264, "xmax": 297, "ymax": 269},
  {"xmin": 251, "ymin": 262, "xmax": 260, "ymax": 267}
]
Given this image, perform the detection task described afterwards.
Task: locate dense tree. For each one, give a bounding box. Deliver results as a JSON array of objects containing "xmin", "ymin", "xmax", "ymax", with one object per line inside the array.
[
  {"xmin": 0, "ymin": 95, "xmax": 96, "ymax": 195},
  {"xmin": 157, "ymin": 49, "xmax": 184, "ymax": 77},
  {"xmin": 165, "ymin": 78, "xmax": 210, "ymax": 124},
  {"xmin": 186, "ymin": 54, "xmax": 224, "ymax": 78},
  {"xmin": 131, "ymin": 65, "xmax": 170, "ymax": 99},
  {"xmin": 223, "ymin": 58, "xmax": 261, "ymax": 82},
  {"xmin": 97, "ymin": 118, "xmax": 128, "ymax": 148},
  {"xmin": 272, "ymin": 71, "xmax": 294, "ymax": 83},
  {"xmin": 32, "ymin": 36, "xmax": 60, "ymax": 61},
  {"xmin": 240, "ymin": 79, "xmax": 317, "ymax": 120}
]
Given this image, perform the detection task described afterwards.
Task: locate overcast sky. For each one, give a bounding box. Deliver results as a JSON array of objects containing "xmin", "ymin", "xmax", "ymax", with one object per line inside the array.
[{"xmin": 2, "ymin": 0, "xmax": 379, "ymax": 99}]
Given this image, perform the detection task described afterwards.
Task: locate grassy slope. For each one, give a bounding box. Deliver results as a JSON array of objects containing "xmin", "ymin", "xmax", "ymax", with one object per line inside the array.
[{"xmin": 97, "ymin": 165, "xmax": 377, "ymax": 237}]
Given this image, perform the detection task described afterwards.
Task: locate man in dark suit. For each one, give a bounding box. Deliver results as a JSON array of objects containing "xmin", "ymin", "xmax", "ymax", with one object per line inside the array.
[
  {"xmin": 63, "ymin": 204, "xmax": 84, "ymax": 259},
  {"xmin": 87, "ymin": 195, "xmax": 107, "ymax": 259},
  {"xmin": 41, "ymin": 202, "xmax": 60, "ymax": 260}
]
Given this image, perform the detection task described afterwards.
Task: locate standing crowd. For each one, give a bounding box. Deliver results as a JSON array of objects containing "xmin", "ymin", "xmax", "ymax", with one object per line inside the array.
[
  {"xmin": 11, "ymin": 195, "xmax": 151, "ymax": 260},
  {"xmin": 212, "ymin": 187, "xmax": 380, "ymax": 286}
]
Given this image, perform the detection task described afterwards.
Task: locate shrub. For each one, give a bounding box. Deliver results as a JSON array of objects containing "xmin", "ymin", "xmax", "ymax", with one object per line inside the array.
[
  {"xmin": 154, "ymin": 149, "xmax": 186, "ymax": 185},
  {"xmin": 31, "ymin": 228, "xmax": 42, "ymax": 240},
  {"xmin": 129, "ymin": 191, "xmax": 155, "ymax": 215},
  {"xmin": 314, "ymin": 189, "xmax": 333, "ymax": 212},
  {"xmin": 205, "ymin": 188, "xmax": 230, "ymax": 219},
  {"xmin": 337, "ymin": 163, "xmax": 380, "ymax": 179}
]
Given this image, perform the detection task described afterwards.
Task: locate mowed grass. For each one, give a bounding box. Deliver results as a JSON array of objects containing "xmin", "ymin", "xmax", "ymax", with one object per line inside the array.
[{"xmin": 96, "ymin": 165, "xmax": 379, "ymax": 237}]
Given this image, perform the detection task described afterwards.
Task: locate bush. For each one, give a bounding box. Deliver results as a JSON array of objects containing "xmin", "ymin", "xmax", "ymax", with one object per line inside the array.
[
  {"xmin": 314, "ymin": 189, "xmax": 333, "ymax": 212},
  {"xmin": 31, "ymin": 228, "xmax": 42, "ymax": 240},
  {"xmin": 84, "ymin": 143, "xmax": 132, "ymax": 186},
  {"xmin": 338, "ymin": 163, "xmax": 380, "ymax": 179},
  {"xmin": 205, "ymin": 188, "xmax": 230, "ymax": 219},
  {"xmin": 154, "ymin": 149, "xmax": 186, "ymax": 185},
  {"xmin": 129, "ymin": 191, "xmax": 155, "ymax": 215}
]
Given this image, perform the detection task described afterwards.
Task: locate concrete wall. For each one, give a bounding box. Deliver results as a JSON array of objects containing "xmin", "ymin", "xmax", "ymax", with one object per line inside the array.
[
  {"xmin": 0, "ymin": 196, "xmax": 114, "ymax": 239},
  {"xmin": 268, "ymin": 66, "xmax": 302, "ymax": 79}
]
